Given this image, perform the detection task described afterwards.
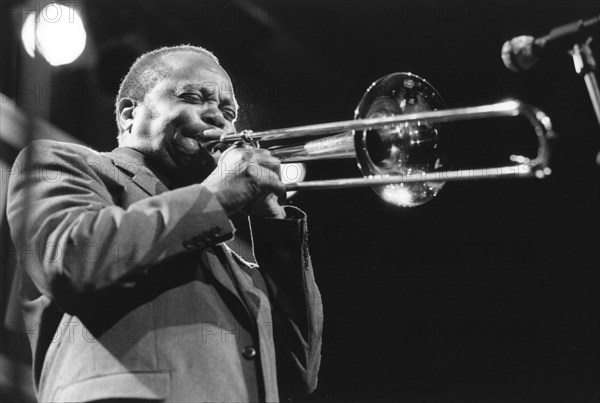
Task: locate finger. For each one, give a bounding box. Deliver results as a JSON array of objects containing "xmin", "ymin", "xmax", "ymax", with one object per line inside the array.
[
  {"xmin": 266, "ymin": 192, "xmax": 287, "ymax": 211},
  {"xmin": 202, "ymin": 128, "xmax": 230, "ymax": 140},
  {"xmin": 218, "ymin": 144, "xmax": 247, "ymax": 164},
  {"xmin": 246, "ymin": 148, "xmax": 275, "ymax": 160},
  {"xmin": 248, "ymin": 151, "xmax": 281, "ymax": 174},
  {"xmin": 221, "ymin": 148, "xmax": 281, "ymax": 180},
  {"xmin": 274, "ymin": 180, "xmax": 287, "ymax": 205},
  {"xmin": 259, "ymin": 168, "xmax": 285, "ymax": 202},
  {"xmin": 260, "ymin": 156, "xmax": 281, "ymax": 179}
]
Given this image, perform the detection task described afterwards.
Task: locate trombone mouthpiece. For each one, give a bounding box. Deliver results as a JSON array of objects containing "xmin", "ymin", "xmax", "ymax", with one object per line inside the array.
[{"xmin": 219, "ymin": 132, "xmax": 232, "ymax": 143}]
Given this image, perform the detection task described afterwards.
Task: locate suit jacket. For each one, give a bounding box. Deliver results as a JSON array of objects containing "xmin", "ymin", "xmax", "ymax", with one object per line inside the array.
[{"xmin": 6, "ymin": 140, "xmax": 323, "ymax": 402}]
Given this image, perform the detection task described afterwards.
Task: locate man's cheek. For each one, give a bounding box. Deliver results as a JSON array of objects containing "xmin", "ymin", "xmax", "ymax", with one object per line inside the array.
[{"xmin": 172, "ymin": 135, "xmax": 198, "ymax": 154}]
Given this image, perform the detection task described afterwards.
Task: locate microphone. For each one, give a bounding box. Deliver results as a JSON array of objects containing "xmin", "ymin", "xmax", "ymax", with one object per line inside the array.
[{"xmin": 502, "ymin": 15, "xmax": 600, "ymax": 72}]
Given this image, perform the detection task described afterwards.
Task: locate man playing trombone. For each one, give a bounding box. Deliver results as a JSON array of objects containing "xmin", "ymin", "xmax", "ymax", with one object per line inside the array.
[{"xmin": 7, "ymin": 45, "xmax": 323, "ymax": 402}]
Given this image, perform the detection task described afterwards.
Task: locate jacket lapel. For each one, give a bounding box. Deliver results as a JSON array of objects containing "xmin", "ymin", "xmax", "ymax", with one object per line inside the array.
[
  {"xmin": 106, "ymin": 148, "xmax": 253, "ymax": 318},
  {"xmin": 107, "ymin": 148, "xmax": 168, "ymax": 196},
  {"xmin": 199, "ymin": 247, "xmax": 248, "ymax": 312},
  {"xmin": 105, "ymin": 148, "xmax": 259, "ymax": 324}
]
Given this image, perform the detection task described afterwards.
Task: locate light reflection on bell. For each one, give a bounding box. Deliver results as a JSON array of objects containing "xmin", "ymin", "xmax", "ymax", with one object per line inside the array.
[{"xmin": 353, "ymin": 73, "xmax": 453, "ymax": 207}]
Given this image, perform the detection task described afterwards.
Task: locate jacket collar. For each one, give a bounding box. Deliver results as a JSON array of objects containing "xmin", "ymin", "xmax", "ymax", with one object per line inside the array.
[{"xmin": 108, "ymin": 147, "xmax": 169, "ymax": 196}]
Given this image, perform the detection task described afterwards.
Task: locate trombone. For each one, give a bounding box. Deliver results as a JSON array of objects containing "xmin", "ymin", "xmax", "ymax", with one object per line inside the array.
[{"xmin": 219, "ymin": 73, "xmax": 555, "ymax": 207}]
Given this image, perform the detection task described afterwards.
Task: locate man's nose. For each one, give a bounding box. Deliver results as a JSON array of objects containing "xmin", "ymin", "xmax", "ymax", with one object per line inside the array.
[{"xmin": 201, "ymin": 107, "xmax": 227, "ymax": 129}]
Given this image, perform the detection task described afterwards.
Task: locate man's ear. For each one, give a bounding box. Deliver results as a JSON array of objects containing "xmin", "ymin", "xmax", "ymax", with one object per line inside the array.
[{"xmin": 117, "ymin": 98, "xmax": 137, "ymax": 133}]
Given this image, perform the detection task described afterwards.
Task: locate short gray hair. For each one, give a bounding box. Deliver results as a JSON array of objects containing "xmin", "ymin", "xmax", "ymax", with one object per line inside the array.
[{"xmin": 114, "ymin": 45, "xmax": 219, "ymax": 140}]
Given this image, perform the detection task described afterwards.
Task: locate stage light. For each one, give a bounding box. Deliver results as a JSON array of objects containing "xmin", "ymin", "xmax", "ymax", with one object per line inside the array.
[
  {"xmin": 281, "ymin": 163, "xmax": 306, "ymax": 197},
  {"xmin": 20, "ymin": 13, "xmax": 36, "ymax": 58},
  {"xmin": 20, "ymin": 3, "xmax": 87, "ymax": 66},
  {"xmin": 281, "ymin": 163, "xmax": 307, "ymax": 184}
]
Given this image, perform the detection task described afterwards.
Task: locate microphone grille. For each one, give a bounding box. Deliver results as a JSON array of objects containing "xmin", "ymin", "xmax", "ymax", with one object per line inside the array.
[{"xmin": 501, "ymin": 35, "xmax": 538, "ymax": 72}]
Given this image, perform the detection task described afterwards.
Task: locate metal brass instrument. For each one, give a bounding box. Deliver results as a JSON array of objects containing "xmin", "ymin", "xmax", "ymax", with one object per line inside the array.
[{"xmin": 219, "ymin": 73, "xmax": 555, "ymax": 207}]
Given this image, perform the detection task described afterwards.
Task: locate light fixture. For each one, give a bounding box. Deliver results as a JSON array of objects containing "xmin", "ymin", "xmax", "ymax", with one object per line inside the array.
[
  {"xmin": 21, "ymin": 3, "xmax": 87, "ymax": 66},
  {"xmin": 281, "ymin": 162, "xmax": 307, "ymax": 197}
]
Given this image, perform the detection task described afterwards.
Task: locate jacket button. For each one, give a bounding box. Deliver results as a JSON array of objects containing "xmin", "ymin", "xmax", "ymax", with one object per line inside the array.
[{"xmin": 242, "ymin": 346, "xmax": 257, "ymax": 360}]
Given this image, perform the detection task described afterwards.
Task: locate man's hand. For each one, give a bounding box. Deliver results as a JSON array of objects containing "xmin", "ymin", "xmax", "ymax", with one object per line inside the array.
[{"xmin": 203, "ymin": 145, "xmax": 286, "ymax": 218}]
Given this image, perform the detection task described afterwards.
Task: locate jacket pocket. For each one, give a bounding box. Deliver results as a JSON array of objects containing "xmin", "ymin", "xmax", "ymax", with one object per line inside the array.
[{"xmin": 53, "ymin": 370, "xmax": 170, "ymax": 402}]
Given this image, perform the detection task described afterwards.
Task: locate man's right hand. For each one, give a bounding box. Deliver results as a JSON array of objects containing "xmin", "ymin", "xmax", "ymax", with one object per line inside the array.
[{"xmin": 203, "ymin": 145, "xmax": 286, "ymax": 216}]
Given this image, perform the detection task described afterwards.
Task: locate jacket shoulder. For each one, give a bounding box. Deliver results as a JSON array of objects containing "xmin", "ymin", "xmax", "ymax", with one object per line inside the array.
[
  {"xmin": 16, "ymin": 140, "xmax": 113, "ymax": 169},
  {"xmin": 20, "ymin": 139, "xmax": 100, "ymax": 158}
]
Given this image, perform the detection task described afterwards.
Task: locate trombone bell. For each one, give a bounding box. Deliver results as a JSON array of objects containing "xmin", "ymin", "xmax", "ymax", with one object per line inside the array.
[
  {"xmin": 269, "ymin": 73, "xmax": 452, "ymax": 207},
  {"xmin": 353, "ymin": 73, "xmax": 451, "ymax": 206}
]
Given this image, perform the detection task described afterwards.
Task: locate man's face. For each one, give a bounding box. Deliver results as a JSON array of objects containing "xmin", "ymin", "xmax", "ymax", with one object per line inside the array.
[{"xmin": 129, "ymin": 51, "xmax": 237, "ymax": 184}]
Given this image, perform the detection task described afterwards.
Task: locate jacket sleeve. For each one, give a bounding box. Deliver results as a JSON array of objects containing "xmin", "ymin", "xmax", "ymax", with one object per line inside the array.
[
  {"xmin": 249, "ymin": 207, "xmax": 323, "ymax": 396},
  {"xmin": 6, "ymin": 140, "xmax": 234, "ymax": 309}
]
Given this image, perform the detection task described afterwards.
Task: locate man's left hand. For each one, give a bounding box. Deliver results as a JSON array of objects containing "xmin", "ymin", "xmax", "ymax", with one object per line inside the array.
[{"xmin": 244, "ymin": 192, "xmax": 286, "ymax": 218}]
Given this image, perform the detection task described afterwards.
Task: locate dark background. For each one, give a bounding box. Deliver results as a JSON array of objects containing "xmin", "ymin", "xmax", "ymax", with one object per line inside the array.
[{"xmin": 1, "ymin": 1, "xmax": 599, "ymax": 401}]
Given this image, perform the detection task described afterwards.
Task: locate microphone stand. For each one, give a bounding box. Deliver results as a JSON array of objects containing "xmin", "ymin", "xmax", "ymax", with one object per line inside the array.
[{"xmin": 568, "ymin": 37, "xmax": 600, "ymax": 164}]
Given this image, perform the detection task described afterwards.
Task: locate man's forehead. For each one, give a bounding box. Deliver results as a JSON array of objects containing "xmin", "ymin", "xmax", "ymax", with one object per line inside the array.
[
  {"xmin": 160, "ymin": 52, "xmax": 234, "ymax": 94},
  {"xmin": 176, "ymin": 80, "xmax": 234, "ymax": 93},
  {"xmin": 161, "ymin": 52, "xmax": 226, "ymax": 78}
]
